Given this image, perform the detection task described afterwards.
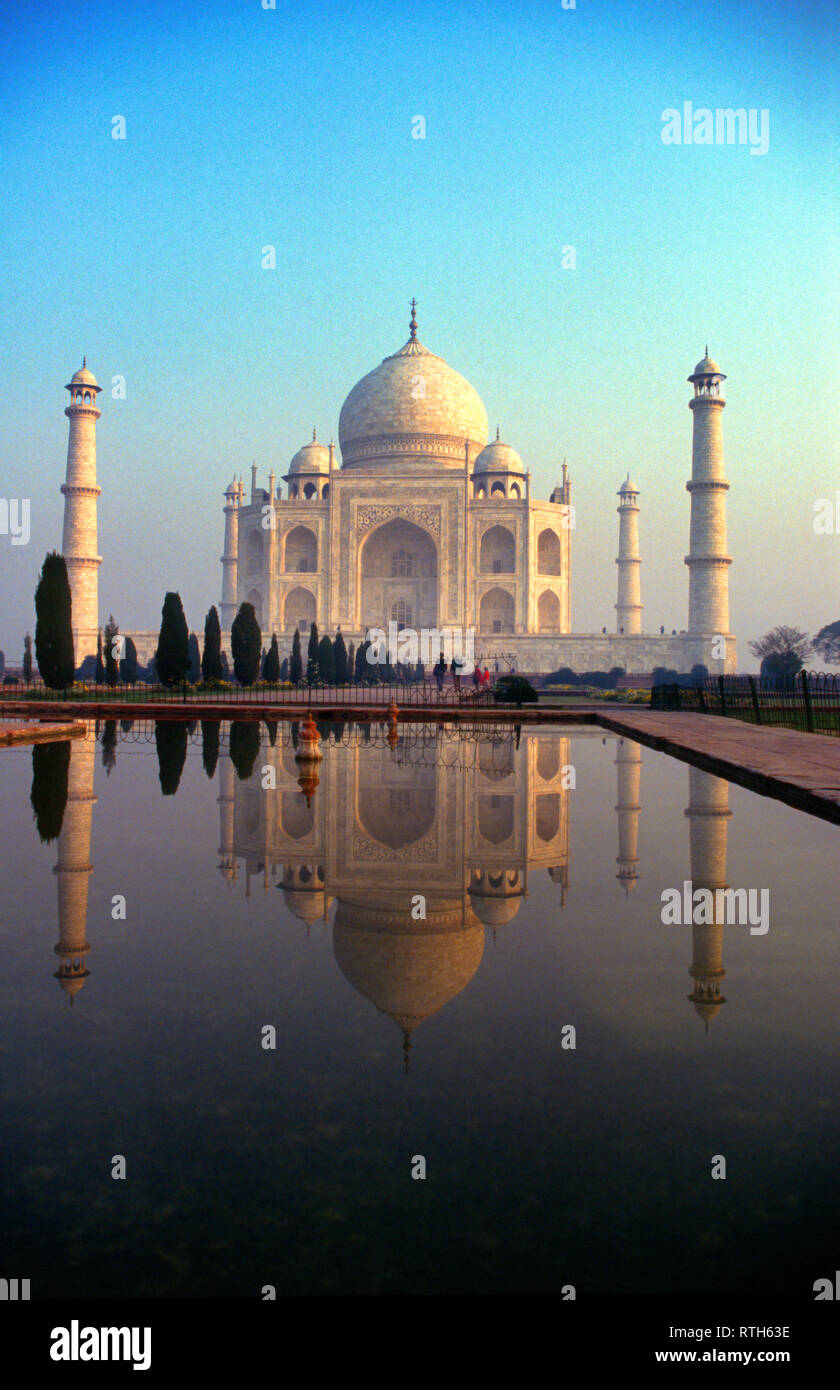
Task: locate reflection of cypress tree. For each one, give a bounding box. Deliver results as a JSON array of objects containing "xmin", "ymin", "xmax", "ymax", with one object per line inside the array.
[
  {"xmin": 101, "ymin": 720, "xmax": 117, "ymax": 776},
  {"xmin": 291, "ymin": 720, "xmax": 299, "ymax": 749},
  {"xmin": 201, "ymin": 721, "xmax": 220, "ymax": 778},
  {"xmin": 30, "ymin": 740, "xmax": 70, "ymax": 842},
  {"xmin": 333, "ymin": 719, "xmax": 345, "ymax": 742},
  {"xmin": 229, "ymin": 720, "xmax": 261, "ymax": 781},
  {"xmin": 155, "ymin": 720, "xmax": 188, "ymax": 796},
  {"xmin": 316, "ymin": 716, "xmax": 331, "ymax": 743},
  {"xmin": 120, "ymin": 718, "xmax": 134, "ymax": 734},
  {"xmin": 362, "ymin": 720, "xmax": 371, "ymax": 743},
  {"xmin": 265, "ymin": 719, "xmax": 277, "ymax": 746}
]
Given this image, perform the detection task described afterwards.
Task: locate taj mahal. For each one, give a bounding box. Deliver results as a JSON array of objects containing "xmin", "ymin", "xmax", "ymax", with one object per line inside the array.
[{"xmin": 58, "ymin": 302, "xmax": 737, "ymax": 674}]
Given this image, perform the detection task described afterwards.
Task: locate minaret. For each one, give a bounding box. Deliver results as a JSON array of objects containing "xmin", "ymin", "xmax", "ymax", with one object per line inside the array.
[
  {"xmin": 686, "ymin": 349, "xmax": 731, "ymax": 637},
  {"xmin": 53, "ymin": 732, "xmax": 97, "ymax": 1002},
  {"xmin": 615, "ymin": 476, "xmax": 641, "ymax": 634},
  {"xmin": 220, "ymin": 479, "xmax": 241, "ymax": 629},
  {"xmin": 684, "ymin": 766, "xmax": 731, "ymax": 1029},
  {"xmin": 61, "ymin": 361, "xmax": 102, "ymax": 667},
  {"xmin": 614, "ymin": 737, "xmax": 642, "ymax": 893}
]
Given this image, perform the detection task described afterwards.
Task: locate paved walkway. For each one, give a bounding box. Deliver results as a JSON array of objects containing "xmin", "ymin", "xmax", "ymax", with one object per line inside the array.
[
  {"xmin": 594, "ymin": 709, "xmax": 840, "ymax": 824},
  {"xmin": 0, "ymin": 720, "xmax": 87, "ymax": 748}
]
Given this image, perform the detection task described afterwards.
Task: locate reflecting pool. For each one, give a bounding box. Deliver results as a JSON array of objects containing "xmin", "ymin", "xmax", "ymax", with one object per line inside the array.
[{"xmin": 1, "ymin": 719, "xmax": 839, "ymax": 1296}]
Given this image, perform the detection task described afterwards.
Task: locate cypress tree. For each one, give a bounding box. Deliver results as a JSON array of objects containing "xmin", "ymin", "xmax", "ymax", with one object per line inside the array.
[
  {"xmin": 306, "ymin": 621, "xmax": 319, "ymax": 684},
  {"xmin": 188, "ymin": 632, "xmax": 201, "ymax": 683},
  {"xmin": 120, "ymin": 636, "xmax": 138, "ymax": 684},
  {"xmin": 156, "ymin": 592, "xmax": 190, "ymax": 687},
  {"xmin": 202, "ymin": 606, "xmax": 223, "ymax": 683},
  {"xmin": 333, "ymin": 630, "xmax": 349, "ymax": 683},
  {"xmin": 231, "ymin": 602, "xmax": 262, "ymax": 685},
  {"xmin": 289, "ymin": 629, "xmax": 302, "ymax": 684},
  {"xmin": 279, "ymin": 656, "xmax": 289, "ymax": 682},
  {"xmin": 263, "ymin": 634, "xmax": 280, "ymax": 683},
  {"xmin": 23, "ymin": 632, "xmax": 33, "ymax": 684},
  {"xmin": 318, "ymin": 633, "xmax": 335, "ymax": 684},
  {"xmin": 103, "ymin": 615, "xmax": 120, "ymax": 686},
  {"xmin": 34, "ymin": 553, "xmax": 74, "ymax": 688},
  {"xmin": 95, "ymin": 631, "xmax": 104, "ymax": 683},
  {"xmin": 347, "ymin": 640, "xmax": 355, "ymax": 682}
]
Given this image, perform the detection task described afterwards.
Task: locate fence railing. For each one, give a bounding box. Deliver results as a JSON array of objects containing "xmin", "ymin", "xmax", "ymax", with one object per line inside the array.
[
  {"xmin": 0, "ymin": 678, "xmax": 496, "ymax": 708},
  {"xmin": 651, "ymin": 671, "xmax": 840, "ymax": 736}
]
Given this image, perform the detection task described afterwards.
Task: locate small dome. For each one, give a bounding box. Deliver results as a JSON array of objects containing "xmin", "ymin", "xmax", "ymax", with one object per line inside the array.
[
  {"xmin": 690, "ymin": 348, "xmax": 724, "ymax": 379},
  {"xmin": 618, "ymin": 475, "xmax": 638, "ymax": 495},
  {"xmin": 289, "ymin": 432, "xmax": 330, "ymax": 475},
  {"xmin": 474, "ymin": 436, "xmax": 524, "ymax": 475},
  {"xmin": 224, "ymin": 478, "xmax": 238, "ymax": 497},
  {"xmin": 66, "ymin": 361, "xmax": 99, "ymax": 390}
]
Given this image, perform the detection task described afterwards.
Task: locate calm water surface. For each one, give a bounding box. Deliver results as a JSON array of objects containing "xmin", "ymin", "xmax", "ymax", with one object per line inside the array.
[{"xmin": 1, "ymin": 719, "xmax": 838, "ymax": 1296}]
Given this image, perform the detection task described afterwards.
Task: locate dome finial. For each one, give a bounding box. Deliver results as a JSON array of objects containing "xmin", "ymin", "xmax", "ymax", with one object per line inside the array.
[
  {"xmin": 495, "ymin": 424, "xmax": 500, "ymax": 442},
  {"xmin": 705, "ymin": 344, "xmax": 709, "ymax": 357},
  {"xmin": 83, "ymin": 355, "xmax": 86, "ymax": 367},
  {"xmin": 312, "ymin": 426, "xmax": 317, "ymax": 442},
  {"xmin": 409, "ymin": 297, "xmax": 417, "ymax": 341}
]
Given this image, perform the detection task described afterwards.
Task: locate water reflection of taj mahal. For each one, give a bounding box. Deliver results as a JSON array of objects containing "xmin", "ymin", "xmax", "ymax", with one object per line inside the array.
[{"xmin": 51, "ymin": 725, "xmax": 732, "ymax": 1054}]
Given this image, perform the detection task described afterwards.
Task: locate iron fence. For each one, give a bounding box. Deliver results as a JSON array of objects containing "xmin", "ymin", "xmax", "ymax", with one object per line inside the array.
[
  {"xmin": 652, "ymin": 671, "xmax": 840, "ymax": 736},
  {"xmin": 1, "ymin": 678, "xmax": 495, "ymax": 708}
]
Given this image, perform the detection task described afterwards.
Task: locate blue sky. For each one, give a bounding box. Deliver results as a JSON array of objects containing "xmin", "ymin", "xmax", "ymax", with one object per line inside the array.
[{"xmin": 1, "ymin": 0, "xmax": 837, "ymax": 662}]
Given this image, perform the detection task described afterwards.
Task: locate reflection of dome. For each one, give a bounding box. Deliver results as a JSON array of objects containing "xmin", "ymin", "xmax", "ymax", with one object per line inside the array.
[
  {"xmin": 333, "ymin": 898, "xmax": 484, "ymax": 1064},
  {"xmin": 338, "ymin": 315, "xmax": 488, "ymax": 468},
  {"xmin": 283, "ymin": 888, "xmax": 333, "ymax": 922},
  {"xmin": 468, "ymin": 895, "xmax": 522, "ymax": 926},
  {"xmin": 469, "ymin": 867, "xmax": 524, "ymax": 926},
  {"xmin": 473, "ymin": 437, "xmax": 524, "ymax": 475},
  {"xmin": 289, "ymin": 431, "xmax": 330, "ymax": 475}
]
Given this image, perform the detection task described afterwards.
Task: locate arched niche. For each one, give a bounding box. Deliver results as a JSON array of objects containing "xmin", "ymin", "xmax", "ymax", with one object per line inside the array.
[
  {"xmin": 480, "ymin": 525, "xmax": 516, "ymax": 574},
  {"xmin": 285, "ymin": 525, "xmax": 318, "ymax": 574}
]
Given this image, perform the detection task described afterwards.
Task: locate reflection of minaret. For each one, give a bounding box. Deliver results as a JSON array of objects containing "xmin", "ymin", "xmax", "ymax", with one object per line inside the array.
[
  {"xmin": 217, "ymin": 749, "xmax": 238, "ymax": 883},
  {"xmin": 684, "ymin": 766, "xmax": 731, "ymax": 1028},
  {"xmin": 615, "ymin": 738, "xmax": 642, "ymax": 894},
  {"xmin": 53, "ymin": 734, "xmax": 97, "ymax": 1002}
]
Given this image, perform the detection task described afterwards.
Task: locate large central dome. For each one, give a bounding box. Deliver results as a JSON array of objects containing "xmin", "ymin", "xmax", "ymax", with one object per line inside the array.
[{"xmin": 338, "ymin": 309, "xmax": 489, "ymax": 471}]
